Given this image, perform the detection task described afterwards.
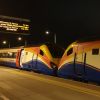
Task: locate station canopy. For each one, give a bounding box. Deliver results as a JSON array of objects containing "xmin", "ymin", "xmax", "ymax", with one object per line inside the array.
[{"xmin": 0, "ymin": 15, "xmax": 30, "ymax": 35}]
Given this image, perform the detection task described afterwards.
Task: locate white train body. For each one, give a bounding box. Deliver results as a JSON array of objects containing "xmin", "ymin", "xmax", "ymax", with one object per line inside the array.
[{"xmin": 58, "ymin": 40, "xmax": 100, "ymax": 83}]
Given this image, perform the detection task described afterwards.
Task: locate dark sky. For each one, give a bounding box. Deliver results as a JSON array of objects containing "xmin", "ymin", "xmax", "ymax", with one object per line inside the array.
[{"xmin": 0, "ymin": 0, "xmax": 100, "ymax": 47}]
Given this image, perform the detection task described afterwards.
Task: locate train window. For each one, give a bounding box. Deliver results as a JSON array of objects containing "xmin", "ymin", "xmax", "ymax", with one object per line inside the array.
[
  {"xmin": 0, "ymin": 53, "xmax": 2, "ymax": 58},
  {"xmin": 92, "ymin": 48, "xmax": 99, "ymax": 55},
  {"xmin": 40, "ymin": 50, "xmax": 44, "ymax": 56},
  {"xmin": 5, "ymin": 53, "xmax": 7, "ymax": 57},
  {"xmin": 0, "ymin": 52, "xmax": 16, "ymax": 58},
  {"xmin": 3, "ymin": 53, "xmax": 6, "ymax": 58},
  {"xmin": 14, "ymin": 52, "xmax": 17, "ymax": 58},
  {"xmin": 0, "ymin": 53, "xmax": 3, "ymax": 58},
  {"xmin": 8, "ymin": 52, "xmax": 12, "ymax": 58},
  {"xmin": 67, "ymin": 48, "xmax": 73, "ymax": 56},
  {"xmin": 12, "ymin": 52, "xmax": 17, "ymax": 58}
]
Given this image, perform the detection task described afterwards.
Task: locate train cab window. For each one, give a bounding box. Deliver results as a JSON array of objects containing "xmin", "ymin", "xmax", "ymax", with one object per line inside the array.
[
  {"xmin": 67, "ymin": 48, "xmax": 73, "ymax": 56},
  {"xmin": 26, "ymin": 52, "xmax": 28, "ymax": 55},
  {"xmin": 92, "ymin": 48, "xmax": 99, "ymax": 55},
  {"xmin": 40, "ymin": 50, "xmax": 44, "ymax": 56}
]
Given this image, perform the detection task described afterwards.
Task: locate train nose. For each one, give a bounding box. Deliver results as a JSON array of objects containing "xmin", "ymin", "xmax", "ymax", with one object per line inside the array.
[{"xmin": 50, "ymin": 62, "xmax": 58, "ymax": 76}]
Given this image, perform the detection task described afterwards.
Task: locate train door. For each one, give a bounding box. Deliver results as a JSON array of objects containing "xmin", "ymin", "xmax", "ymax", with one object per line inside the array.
[
  {"xmin": 16, "ymin": 48, "xmax": 38, "ymax": 70},
  {"xmin": 20, "ymin": 49, "xmax": 36, "ymax": 69},
  {"xmin": 31, "ymin": 52, "xmax": 38, "ymax": 71},
  {"xmin": 16, "ymin": 49, "xmax": 22, "ymax": 68},
  {"xmin": 20, "ymin": 49, "xmax": 25, "ymax": 68},
  {"xmin": 74, "ymin": 46, "xmax": 86, "ymax": 76}
]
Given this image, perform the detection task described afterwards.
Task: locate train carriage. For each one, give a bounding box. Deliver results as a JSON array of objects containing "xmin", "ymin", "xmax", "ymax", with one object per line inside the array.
[
  {"xmin": 0, "ymin": 48, "xmax": 19, "ymax": 67},
  {"xmin": 0, "ymin": 43, "xmax": 64, "ymax": 76},
  {"xmin": 58, "ymin": 40, "xmax": 100, "ymax": 83}
]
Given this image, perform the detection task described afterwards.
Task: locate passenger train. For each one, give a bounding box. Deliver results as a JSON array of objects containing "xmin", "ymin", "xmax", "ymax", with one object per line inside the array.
[
  {"xmin": 58, "ymin": 40, "xmax": 100, "ymax": 83},
  {"xmin": 1, "ymin": 39, "xmax": 100, "ymax": 84},
  {"xmin": 0, "ymin": 43, "xmax": 64, "ymax": 76}
]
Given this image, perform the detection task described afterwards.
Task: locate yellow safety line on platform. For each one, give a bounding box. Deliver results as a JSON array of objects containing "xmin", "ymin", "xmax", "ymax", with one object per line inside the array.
[{"xmin": 1, "ymin": 67, "xmax": 100, "ymax": 98}]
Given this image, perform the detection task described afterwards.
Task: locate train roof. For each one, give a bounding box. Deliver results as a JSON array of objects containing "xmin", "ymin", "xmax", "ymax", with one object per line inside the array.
[
  {"xmin": 0, "ymin": 46, "xmax": 24, "ymax": 50},
  {"xmin": 0, "ymin": 42, "xmax": 65, "ymax": 50}
]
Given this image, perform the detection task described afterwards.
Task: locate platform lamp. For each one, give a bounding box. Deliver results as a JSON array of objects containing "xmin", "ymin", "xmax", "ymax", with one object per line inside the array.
[
  {"xmin": 2, "ymin": 40, "xmax": 10, "ymax": 48},
  {"xmin": 45, "ymin": 30, "xmax": 56, "ymax": 44},
  {"xmin": 18, "ymin": 37, "xmax": 27, "ymax": 46}
]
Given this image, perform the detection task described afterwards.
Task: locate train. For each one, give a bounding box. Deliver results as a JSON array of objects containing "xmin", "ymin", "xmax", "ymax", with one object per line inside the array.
[
  {"xmin": 0, "ymin": 43, "xmax": 64, "ymax": 76},
  {"xmin": 0, "ymin": 39, "xmax": 100, "ymax": 84},
  {"xmin": 58, "ymin": 40, "xmax": 100, "ymax": 84}
]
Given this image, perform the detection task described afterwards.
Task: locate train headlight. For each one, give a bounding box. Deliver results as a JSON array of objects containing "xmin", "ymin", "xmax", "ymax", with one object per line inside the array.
[
  {"xmin": 50, "ymin": 62, "xmax": 58, "ymax": 76},
  {"xmin": 50, "ymin": 62, "xmax": 57, "ymax": 69}
]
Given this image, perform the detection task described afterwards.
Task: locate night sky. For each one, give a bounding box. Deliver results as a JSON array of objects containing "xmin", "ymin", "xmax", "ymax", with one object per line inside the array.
[{"xmin": 0, "ymin": 0, "xmax": 100, "ymax": 48}]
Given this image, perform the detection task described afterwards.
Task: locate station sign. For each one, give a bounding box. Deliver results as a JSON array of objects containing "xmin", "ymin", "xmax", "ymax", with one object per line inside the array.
[{"xmin": 0, "ymin": 15, "xmax": 30, "ymax": 35}]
